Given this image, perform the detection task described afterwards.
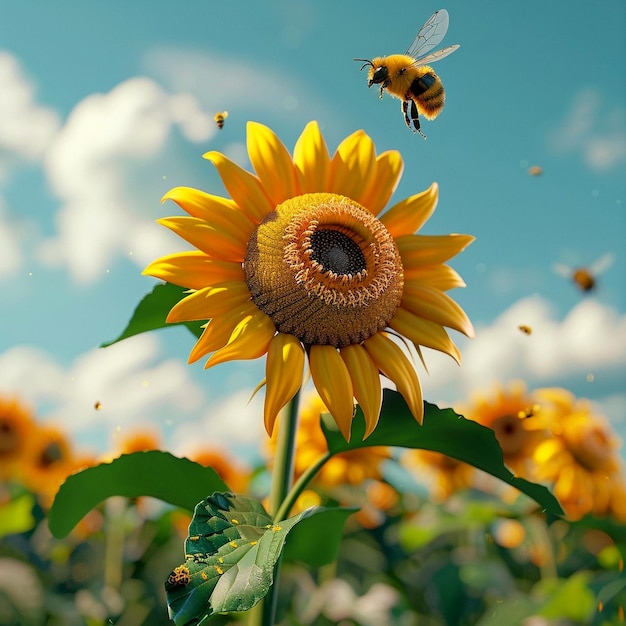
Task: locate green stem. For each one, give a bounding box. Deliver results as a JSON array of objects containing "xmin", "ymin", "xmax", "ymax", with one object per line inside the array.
[
  {"xmin": 274, "ymin": 451, "xmax": 332, "ymax": 522},
  {"xmin": 257, "ymin": 391, "xmax": 301, "ymax": 626}
]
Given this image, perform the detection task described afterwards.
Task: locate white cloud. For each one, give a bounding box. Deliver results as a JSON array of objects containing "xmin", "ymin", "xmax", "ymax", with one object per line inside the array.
[
  {"xmin": 39, "ymin": 76, "xmax": 216, "ymax": 283},
  {"xmin": 419, "ymin": 295, "xmax": 626, "ymax": 406},
  {"xmin": 0, "ymin": 51, "xmax": 60, "ymax": 179},
  {"xmin": 0, "ymin": 335, "xmax": 204, "ymax": 447},
  {"xmin": 0, "ymin": 197, "xmax": 23, "ymax": 277},
  {"xmin": 549, "ymin": 90, "xmax": 626, "ymax": 171},
  {"xmin": 142, "ymin": 47, "xmax": 331, "ymax": 125}
]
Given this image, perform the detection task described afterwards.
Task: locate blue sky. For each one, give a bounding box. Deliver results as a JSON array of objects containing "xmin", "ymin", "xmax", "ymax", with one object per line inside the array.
[{"xmin": 0, "ymin": 0, "xmax": 624, "ymax": 461}]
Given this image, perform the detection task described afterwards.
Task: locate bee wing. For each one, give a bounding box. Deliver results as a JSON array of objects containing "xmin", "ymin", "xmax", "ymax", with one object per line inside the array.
[
  {"xmin": 405, "ymin": 9, "xmax": 452, "ymax": 60},
  {"xmin": 590, "ymin": 252, "xmax": 615, "ymax": 274},
  {"xmin": 413, "ymin": 44, "xmax": 460, "ymax": 66},
  {"xmin": 553, "ymin": 262, "xmax": 572, "ymax": 277}
]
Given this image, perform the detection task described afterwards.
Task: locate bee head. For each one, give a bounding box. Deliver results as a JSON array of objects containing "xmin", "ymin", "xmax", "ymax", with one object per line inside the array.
[{"xmin": 368, "ymin": 65, "xmax": 389, "ymax": 87}]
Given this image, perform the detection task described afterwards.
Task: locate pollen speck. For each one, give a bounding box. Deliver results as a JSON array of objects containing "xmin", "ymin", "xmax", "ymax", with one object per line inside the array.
[{"xmin": 229, "ymin": 541, "xmax": 238, "ymax": 548}]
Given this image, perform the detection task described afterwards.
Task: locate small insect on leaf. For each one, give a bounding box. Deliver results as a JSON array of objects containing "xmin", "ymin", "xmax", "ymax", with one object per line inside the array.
[{"xmin": 167, "ymin": 565, "xmax": 191, "ymax": 589}]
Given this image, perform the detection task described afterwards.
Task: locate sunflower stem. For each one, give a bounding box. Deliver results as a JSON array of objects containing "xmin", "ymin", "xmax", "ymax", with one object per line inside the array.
[{"xmin": 258, "ymin": 391, "xmax": 301, "ymax": 626}]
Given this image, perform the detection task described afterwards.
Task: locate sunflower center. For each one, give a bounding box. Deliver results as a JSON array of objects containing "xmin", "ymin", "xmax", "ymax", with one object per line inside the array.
[
  {"xmin": 0, "ymin": 418, "xmax": 19, "ymax": 455},
  {"xmin": 492, "ymin": 414, "xmax": 528, "ymax": 456},
  {"xmin": 244, "ymin": 192, "xmax": 404, "ymax": 347}
]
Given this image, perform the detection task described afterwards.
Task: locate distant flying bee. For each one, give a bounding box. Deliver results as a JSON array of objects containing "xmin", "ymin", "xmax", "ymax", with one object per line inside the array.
[
  {"xmin": 355, "ymin": 9, "xmax": 459, "ymax": 138},
  {"xmin": 214, "ymin": 111, "xmax": 228, "ymax": 129},
  {"xmin": 554, "ymin": 253, "xmax": 615, "ymax": 293},
  {"xmin": 94, "ymin": 401, "xmax": 102, "ymax": 410},
  {"xmin": 518, "ymin": 324, "xmax": 533, "ymax": 335},
  {"xmin": 528, "ymin": 165, "xmax": 543, "ymax": 176}
]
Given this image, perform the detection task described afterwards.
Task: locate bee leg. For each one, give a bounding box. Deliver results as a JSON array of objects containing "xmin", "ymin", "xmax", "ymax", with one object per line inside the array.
[
  {"xmin": 409, "ymin": 100, "xmax": 427, "ymax": 139},
  {"xmin": 379, "ymin": 79, "xmax": 391, "ymax": 99}
]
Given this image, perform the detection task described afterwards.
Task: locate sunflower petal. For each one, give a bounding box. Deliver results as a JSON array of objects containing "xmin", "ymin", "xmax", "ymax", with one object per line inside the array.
[
  {"xmin": 157, "ymin": 216, "xmax": 248, "ymax": 263},
  {"xmin": 203, "ymin": 150, "xmax": 273, "ymax": 223},
  {"xmin": 397, "ymin": 234, "xmax": 475, "ymax": 268},
  {"xmin": 188, "ymin": 301, "xmax": 257, "ymax": 363},
  {"xmin": 401, "ymin": 285, "xmax": 475, "ymax": 337},
  {"xmin": 293, "ymin": 121, "xmax": 331, "ymax": 193},
  {"xmin": 166, "ymin": 281, "xmax": 250, "ymax": 323},
  {"xmin": 162, "ymin": 186, "xmax": 238, "ymax": 218},
  {"xmin": 143, "ymin": 252, "xmax": 244, "ymax": 290},
  {"xmin": 204, "ymin": 311, "xmax": 275, "ymax": 368},
  {"xmin": 264, "ymin": 333, "xmax": 305, "ymax": 435},
  {"xmin": 380, "ymin": 182, "xmax": 438, "ymax": 237},
  {"xmin": 389, "ymin": 307, "xmax": 461, "ymax": 364},
  {"xmin": 404, "ymin": 264, "xmax": 467, "ymax": 291},
  {"xmin": 364, "ymin": 333, "xmax": 424, "ymax": 424},
  {"xmin": 361, "ymin": 150, "xmax": 404, "ymax": 216},
  {"xmin": 247, "ymin": 121, "xmax": 298, "ymax": 205},
  {"xmin": 340, "ymin": 344, "xmax": 382, "ymax": 438},
  {"xmin": 309, "ymin": 345, "xmax": 355, "ymax": 441},
  {"xmin": 329, "ymin": 130, "xmax": 375, "ymax": 205}
]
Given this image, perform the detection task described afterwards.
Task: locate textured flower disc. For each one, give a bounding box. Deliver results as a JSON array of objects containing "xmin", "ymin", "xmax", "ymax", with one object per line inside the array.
[{"xmin": 244, "ymin": 193, "xmax": 404, "ymax": 348}]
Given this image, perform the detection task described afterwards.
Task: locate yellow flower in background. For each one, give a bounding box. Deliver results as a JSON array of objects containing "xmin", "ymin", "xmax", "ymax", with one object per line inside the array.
[
  {"xmin": 458, "ymin": 381, "xmax": 549, "ymax": 477},
  {"xmin": 402, "ymin": 449, "xmax": 475, "ymax": 502},
  {"xmin": 0, "ymin": 395, "xmax": 36, "ymax": 480},
  {"xmin": 533, "ymin": 388, "xmax": 626, "ymax": 521},
  {"xmin": 145, "ymin": 121, "xmax": 474, "ymax": 439},
  {"xmin": 189, "ymin": 448, "xmax": 251, "ymax": 494},
  {"xmin": 269, "ymin": 393, "xmax": 391, "ymax": 488}
]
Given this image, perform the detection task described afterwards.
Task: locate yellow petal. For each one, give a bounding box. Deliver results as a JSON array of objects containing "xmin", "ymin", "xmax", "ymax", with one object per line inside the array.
[
  {"xmin": 389, "ymin": 307, "xmax": 461, "ymax": 364},
  {"xmin": 380, "ymin": 182, "xmax": 438, "ymax": 237},
  {"xmin": 143, "ymin": 252, "xmax": 243, "ymax": 290},
  {"xmin": 162, "ymin": 186, "xmax": 241, "ymax": 220},
  {"xmin": 361, "ymin": 150, "xmax": 404, "ymax": 216},
  {"xmin": 293, "ymin": 121, "xmax": 331, "ymax": 193},
  {"xmin": 188, "ymin": 301, "xmax": 257, "ymax": 363},
  {"xmin": 166, "ymin": 281, "xmax": 250, "ymax": 323},
  {"xmin": 246, "ymin": 121, "xmax": 298, "ymax": 205},
  {"xmin": 401, "ymin": 285, "xmax": 474, "ymax": 337},
  {"xmin": 397, "ymin": 234, "xmax": 475, "ymax": 268},
  {"xmin": 309, "ymin": 345, "xmax": 355, "ymax": 441},
  {"xmin": 203, "ymin": 150, "xmax": 273, "ymax": 223},
  {"xmin": 340, "ymin": 344, "xmax": 382, "ymax": 438},
  {"xmin": 404, "ymin": 264, "xmax": 466, "ymax": 291},
  {"xmin": 157, "ymin": 216, "xmax": 248, "ymax": 263},
  {"xmin": 328, "ymin": 130, "xmax": 375, "ymax": 205},
  {"xmin": 205, "ymin": 311, "xmax": 275, "ymax": 368},
  {"xmin": 264, "ymin": 333, "xmax": 305, "ymax": 435},
  {"xmin": 364, "ymin": 333, "xmax": 423, "ymax": 424}
]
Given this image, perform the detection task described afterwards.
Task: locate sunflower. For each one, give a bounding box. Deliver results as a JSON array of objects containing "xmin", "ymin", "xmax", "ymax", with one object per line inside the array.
[
  {"xmin": 532, "ymin": 388, "xmax": 626, "ymax": 521},
  {"xmin": 457, "ymin": 381, "xmax": 549, "ymax": 478},
  {"xmin": 0, "ymin": 395, "xmax": 37, "ymax": 480},
  {"xmin": 144, "ymin": 122, "xmax": 474, "ymax": 439},
  {"xmin": 268, "ymin": 392, "xmax": 391, "ymax": 488},
  {"xmin": 402, "ymin": 448, "xmax": 475, "ymax": 502}
]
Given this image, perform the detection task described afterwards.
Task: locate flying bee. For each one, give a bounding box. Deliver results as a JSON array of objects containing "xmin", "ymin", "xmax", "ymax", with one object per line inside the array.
[
  {"xmin": 554, "ymin": 253, "xmax": 615, "ymax": 293},
  {"xmin": 355, "ymin": 9, "xmax": 459, "ymax": 138},
  {"xmin": 214, "ymin": 111, "xmax": 228, "ymax": 129},
  {"xmin": 518, "ymin": 324, "xmax": 533, "ymax": 335}
]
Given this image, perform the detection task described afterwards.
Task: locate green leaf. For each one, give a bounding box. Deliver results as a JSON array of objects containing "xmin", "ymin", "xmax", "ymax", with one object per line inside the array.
[
  {"xmin": 0, "ymin": 493, "xmax": 36, "ymax": 537},
  {"xmin": 322, "ymin": 389, "xmax": 564, "ymax": 516},
  {"xmin": 48, "ymin": 451, "xmax": 228, "ymax": 538},
  {"xmin": 538, "ymin": 572, "xmax": 595, "ymax": 620},
  {"xmin": 283, "ymin": 506, "xmax": 356, "ymax": 567},
  {"xmin": 101, "ymin": 282, "xmax": 202, "ymax": 347},
  {"xmin": 166, "ymin": 493, "xmax": 337, "ymax": 625}
]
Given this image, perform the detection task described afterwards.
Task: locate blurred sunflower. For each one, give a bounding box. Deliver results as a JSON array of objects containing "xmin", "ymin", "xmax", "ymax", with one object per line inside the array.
[
  {"xmin": 188, "ymin": 448, "xmax": 251, "ymax": 494},
  {"xmin": 268, "ymin": 393, "xmax": 391, "ymax": 488},
  {"xmin": 0, "ymin": 395, "xmax": 36, "ymax": 480},
  {"xmin": 145, "ymin": 121, "xmax": 474, "ymax": 439},
  {"xmin": 457, "ymin": 381, "xmax": 549, "ymax": 477},
  {"xmin": 533, "ymin": 388, "xmax": 626, "ymax": 521},
  {"xmin": 21, "ymin": 425, "xmax": 87, "ymax": 507},
  {"xmin": 402, "ymin": 448, "xmax": 475, "ymax": 502}
]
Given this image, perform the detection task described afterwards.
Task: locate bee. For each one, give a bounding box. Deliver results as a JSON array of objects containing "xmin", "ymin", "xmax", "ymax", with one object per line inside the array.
[
  {"xmin": 355, "ymin": 9, "xmax": 459, "ymax": 138},
  {"xmin": 528, "ymin": 165, "xmax": 543, "ymax": 176},
  {"xmin": 214, "ymin": 111, "xmax": 228, "ymax": 129},
  {"xmin": 518, "ymin": 324, "xmax": 533, "ymax": 335},
  {"xmin": 94, "ymin": 401, "xmax": 102, "ymax": 410},
  {"xmin": 554, "ymin": 253, "xmax": 615, "ymax": 293}
]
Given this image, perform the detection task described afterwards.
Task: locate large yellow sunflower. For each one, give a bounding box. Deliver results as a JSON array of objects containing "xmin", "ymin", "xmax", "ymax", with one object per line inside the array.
[
  {"xmin": 0, "ymin": 395, "xmax": 37, "ymax": 481},
  {"xmin": 144, "ymin": 122, "xmax": 474, "ymax": 439}
]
